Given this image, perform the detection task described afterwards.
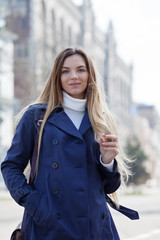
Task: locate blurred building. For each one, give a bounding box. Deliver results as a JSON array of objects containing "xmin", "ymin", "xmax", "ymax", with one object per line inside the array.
[
  {"xmin": 5, "ymin": 0, "xmax": 133, "ymax": 141},
  {"xmin": 134, "ymin": 104, "xmax": 160, "ymax": 187},
  {"xmin": 1, "ymin": 0, "xmax": 160, "ymax": 190},
  {"xmin": 0, "ymin": 29, "xmax": 15, "ymax": 148},
  {"xmin": 0, "ymin": 0, "xmax": 17, "ymax": 189},
  {"xmin": 105, "ymin": 22, "xmax": 133, "ymax": 140},
  {"xmin": 137, "ymin": 104, "xmax": 160, "ymax": 129}
]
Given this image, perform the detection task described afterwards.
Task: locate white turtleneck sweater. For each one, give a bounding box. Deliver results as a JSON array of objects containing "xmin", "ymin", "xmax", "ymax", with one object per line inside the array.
[
  {"xmin": 63, "ymin": 91, "xmax": 86, "ymax": 129},
  {"xmin": 62, "ymin": 91, "xmax": 114, "ymax": 170}
]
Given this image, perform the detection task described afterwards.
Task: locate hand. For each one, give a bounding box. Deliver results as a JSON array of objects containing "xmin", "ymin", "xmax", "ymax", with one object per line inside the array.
[{"xmin": 100, "ymin": 133, "xmax": 119, "ymax": 164}]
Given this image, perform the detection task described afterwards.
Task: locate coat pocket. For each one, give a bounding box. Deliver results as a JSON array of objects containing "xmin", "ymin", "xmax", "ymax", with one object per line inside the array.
[{"xmin": 32, "ymin": 193, "xmax": 54, "ymax": 227}]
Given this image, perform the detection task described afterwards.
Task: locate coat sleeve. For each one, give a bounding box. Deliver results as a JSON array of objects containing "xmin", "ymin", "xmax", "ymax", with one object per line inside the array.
[
  {"xmin": 98, "ymin": 159, "xmax": 121, "ymax": 194},
  {"xmin": 1, "ymin": 107, "xmax": 42, "ymax": 218}
]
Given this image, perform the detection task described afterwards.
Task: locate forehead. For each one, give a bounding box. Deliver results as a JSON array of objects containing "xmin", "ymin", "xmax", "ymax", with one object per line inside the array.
[{"xmin": 63, "ymin": 54, "xmax": 86, "ymax": 67}]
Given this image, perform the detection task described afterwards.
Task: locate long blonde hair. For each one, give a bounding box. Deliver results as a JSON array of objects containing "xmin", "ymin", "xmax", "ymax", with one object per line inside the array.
[{"xmin": 21, "ymin": 47, "xmax": 131, "ymax": 203}]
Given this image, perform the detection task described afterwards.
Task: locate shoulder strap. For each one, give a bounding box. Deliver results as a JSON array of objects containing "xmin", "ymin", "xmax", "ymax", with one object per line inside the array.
[{"xmin": 29, "ymin": 108, "xmax": 46, "ymax": 185}]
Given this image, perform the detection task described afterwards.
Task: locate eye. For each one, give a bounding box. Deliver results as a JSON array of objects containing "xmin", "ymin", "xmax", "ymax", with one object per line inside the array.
[
  {"xmin": 78, "ymin": 69, "xmax": 85, "ymax": 72},
  {"xmin": 62, "ymin": 70, "xmax": 69, "ymax": 74}
]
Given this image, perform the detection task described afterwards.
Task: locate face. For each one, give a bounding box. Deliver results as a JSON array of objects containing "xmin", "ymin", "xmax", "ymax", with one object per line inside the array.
[{"xmin": 60, "ymin": 54, "xmax": 89, "ymax": 99}]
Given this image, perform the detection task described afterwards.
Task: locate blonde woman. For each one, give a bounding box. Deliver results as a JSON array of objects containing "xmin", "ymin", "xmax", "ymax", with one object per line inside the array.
[{"xmin": 1, "ymin": 48, "xmax": 138, "ymax": 240}]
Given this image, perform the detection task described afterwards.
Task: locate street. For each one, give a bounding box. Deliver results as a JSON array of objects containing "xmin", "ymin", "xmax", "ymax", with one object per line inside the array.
[
  {"xmin": 0, "ymin": 191, "xmax": 160, "ymax": 240},
  {"xmin": 110, "ymin": 192, "xmax": 160, "ymax": 240}
]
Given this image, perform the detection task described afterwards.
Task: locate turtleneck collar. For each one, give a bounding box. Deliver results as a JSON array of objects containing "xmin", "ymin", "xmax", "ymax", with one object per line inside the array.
[{"xmin": 62, "ymin": 91, "xmax": 87, "ymax": 112}]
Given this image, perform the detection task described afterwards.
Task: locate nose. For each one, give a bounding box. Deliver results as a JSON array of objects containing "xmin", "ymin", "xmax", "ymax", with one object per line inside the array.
[{"xmin": 70, "ymin": 70, "xmax": 78, "ymax": 79}]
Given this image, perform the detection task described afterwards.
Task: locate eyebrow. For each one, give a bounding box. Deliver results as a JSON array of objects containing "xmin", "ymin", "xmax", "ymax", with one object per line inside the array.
[
  {"xmin": 77, "ymin": 65, "xmax": 87, "ymax": 68},
  {"xmin": 62, "ymin": 65, "xmax": 87, "ymax": 69}
]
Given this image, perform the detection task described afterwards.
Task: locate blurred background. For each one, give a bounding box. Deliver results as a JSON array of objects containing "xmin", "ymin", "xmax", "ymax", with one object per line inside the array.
[{"xmin": 0, "ymin": 0, "xmax": 160, "ymax": 239}]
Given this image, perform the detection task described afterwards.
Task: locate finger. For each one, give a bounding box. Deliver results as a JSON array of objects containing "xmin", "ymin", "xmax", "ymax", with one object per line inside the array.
[
  {"xmin": 102, "ymin": 142, "xmax": 118, "ymax": 148},
  {"xmin": 100, "ymin": 137, "xmax": 105, "ymax": 142},
  {"xmin": 102, "ymin": 147, "xmax": 119, "ymax": 155},
  {"xmin": 101, "ymin": 133, "xmax": 106, "ymax": 142},
  {"xmin": 104, "ymin": 134, "xmax": 118, "ymax": 142},
  {"xmin": 100, "ymin": 134, "xmax": 118, "ymax": 144}
]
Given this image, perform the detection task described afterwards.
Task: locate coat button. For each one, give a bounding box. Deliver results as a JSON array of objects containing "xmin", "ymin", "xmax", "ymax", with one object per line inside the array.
[
  {"xmin": 52, "ymin": 162, "xmax": 58, "ymax": 169},
  {"xmin": 56, "ymin": 213, "xmax": 62, "ymax": 220},
  {"xmin": 53, "ymin": 189, "xmax": 59, "ymax": 195},
  {"xmin": 102, "ymin": 213, "xmax": 107, "ymax": 219},
  {"xmin": 53, "ymin": 139, "xmax": 59, "ymax": 145}
]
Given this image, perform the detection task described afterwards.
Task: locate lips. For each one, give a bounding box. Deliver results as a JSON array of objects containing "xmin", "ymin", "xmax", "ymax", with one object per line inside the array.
[{"xmin": 69, "ymin": 82, "xmax": 81, "ymax": 86}]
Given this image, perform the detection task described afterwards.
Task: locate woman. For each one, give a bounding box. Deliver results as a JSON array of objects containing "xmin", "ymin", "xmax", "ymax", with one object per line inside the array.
[{"xmin": 1, "ymin": 48, "xmax": 132, "ymax": 239}]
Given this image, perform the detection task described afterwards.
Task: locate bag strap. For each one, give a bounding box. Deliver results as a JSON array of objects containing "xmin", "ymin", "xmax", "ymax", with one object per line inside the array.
[
  {"xmin": 29, "ymin": 108, "xmax": 46, "ymax": 185},
  {"xmin": 106, "ymin": 194, "xmax": 139, "ymax": 220}
]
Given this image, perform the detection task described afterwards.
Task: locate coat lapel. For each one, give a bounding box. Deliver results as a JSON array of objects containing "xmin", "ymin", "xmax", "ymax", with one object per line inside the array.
[
  {"xmin": 47, "ymin": 108, "xmax": 91, "ymax": 139},
  {"xmin": 47, "ymin": 109, "xmax": 83, "ymax": 140},
  {"xmin": 79, "ymin": 109, "xmax": 91, "ymax": 136}
]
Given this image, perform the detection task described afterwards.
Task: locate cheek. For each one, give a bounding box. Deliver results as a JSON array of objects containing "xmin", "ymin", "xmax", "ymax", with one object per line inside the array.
[
  {"xmin": 60, "ymin": 77, "xmax": 66, "ymax": 89},
  {"xmin": 84, "ymin": 81, "xmax": 88, "ymax": 89},
  {"xmin": 83, "ymin": 76, "xmax": 89, "ymax": 87}
]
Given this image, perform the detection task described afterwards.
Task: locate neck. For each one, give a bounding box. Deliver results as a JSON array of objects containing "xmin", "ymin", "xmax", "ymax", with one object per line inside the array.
[{"xmin": 62, "ymin": 91, "xmax": 87, "ymax": 112}]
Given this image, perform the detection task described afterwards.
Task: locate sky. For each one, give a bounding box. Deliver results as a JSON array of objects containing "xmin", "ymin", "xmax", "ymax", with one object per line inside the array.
[{"xmin": 73, "ymin": 0, "xmax": 160, "ymax": 114}]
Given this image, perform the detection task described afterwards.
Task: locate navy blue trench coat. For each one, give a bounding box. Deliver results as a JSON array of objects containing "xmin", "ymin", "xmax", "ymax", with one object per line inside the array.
[{"xmin": 1, "ymin": 104, "xmax": 121, "ymax": 240}]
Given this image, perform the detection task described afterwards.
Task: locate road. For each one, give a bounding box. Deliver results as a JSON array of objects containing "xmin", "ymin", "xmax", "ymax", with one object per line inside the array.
[
  {"xmin": 110, "ymin": 192, "xmax": 160, "ymax": 240},
  {"xmin": 0, "ymin": 191, "xmax": 160, "ymax": 240}
]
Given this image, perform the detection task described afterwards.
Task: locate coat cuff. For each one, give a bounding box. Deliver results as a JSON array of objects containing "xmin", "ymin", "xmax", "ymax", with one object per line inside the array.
[
  {"xmin": 99, "ymin": 159, "xmax": 118, "ymax": 176},
  {"xmin": 14, "ymin": 184, "xmax": 33, "ymax": 203},
  {"xmin": 99, "ymin": 155, "xmax": 114, "ymax": 171}
]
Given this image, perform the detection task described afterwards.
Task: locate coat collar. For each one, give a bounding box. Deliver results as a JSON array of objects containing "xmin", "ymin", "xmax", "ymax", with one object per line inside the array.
[
  {"xmin": 79, "ymin": 109, "xmax": 91, "ymax": 136},
  {"xmin": 47, "ymin": 106, "xmax": 91, "ymax": 140}
]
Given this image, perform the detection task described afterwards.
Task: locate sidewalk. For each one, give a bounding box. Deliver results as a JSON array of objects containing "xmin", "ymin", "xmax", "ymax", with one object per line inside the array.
[
  {"xmin": 0, "ymin": 192, "xmax": 23, "ymax": 240},
  {"xmin": 1, "ymin": 189, "xmax": 160, "ymax": 240}
]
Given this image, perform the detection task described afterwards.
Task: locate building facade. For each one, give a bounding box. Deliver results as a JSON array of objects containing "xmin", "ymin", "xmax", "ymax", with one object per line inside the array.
[
  {"xmin": 134, "ymin": 104, "xmax": 160, "ymax": 187},
  {"xmin": 0, "ymin": 0, "xmax": 17, "ymax": 188},
  {"xmin": 1, "ymin": 0, "xmax": 160, "ymax": 189},
  {"xmin": 0, "ymin": 30, "xmax": 15, "ymax": 149},
  {"xmin": 105, "ymin": 22, "xmax": 133, "ymax": 140},
  {"xmin": 5, "ymin": 0, "xmax": 133, "ymax": 139}
]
